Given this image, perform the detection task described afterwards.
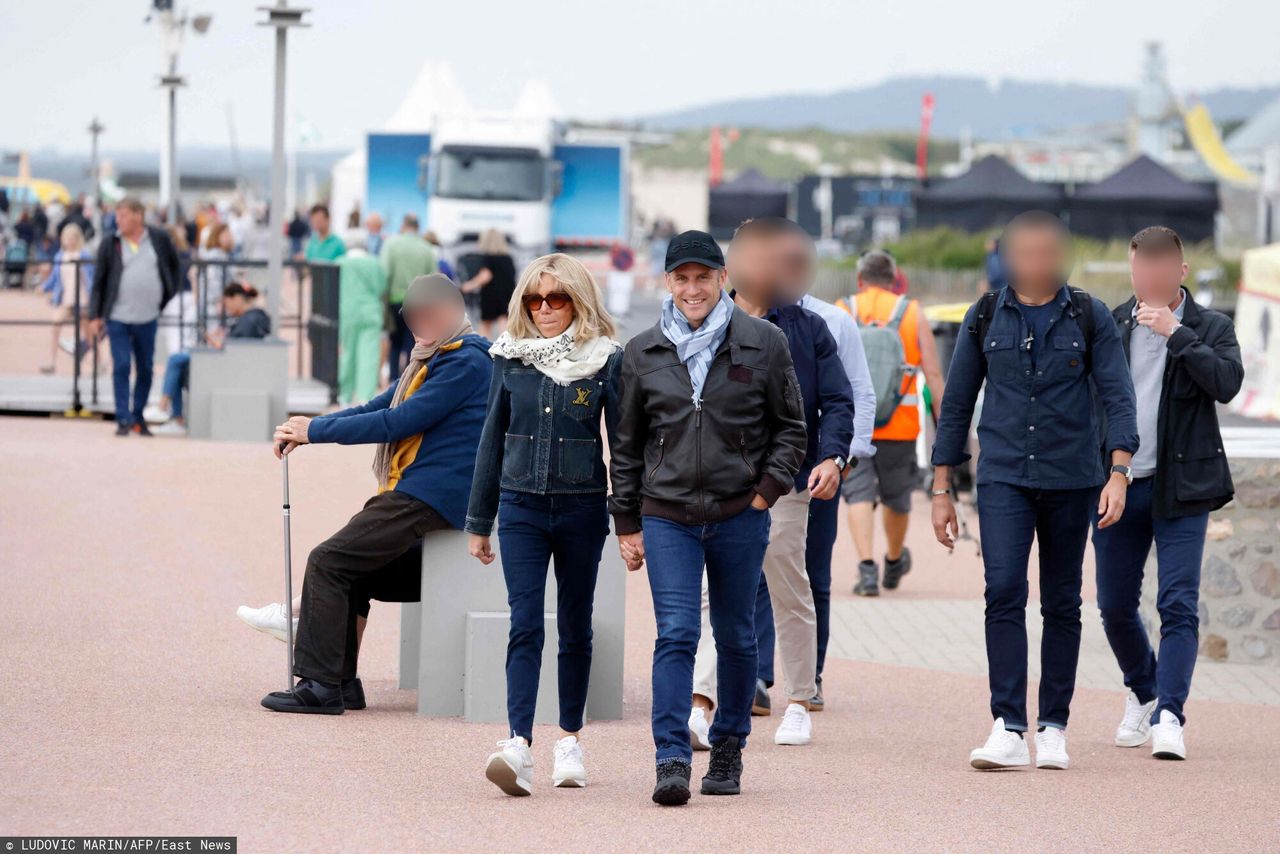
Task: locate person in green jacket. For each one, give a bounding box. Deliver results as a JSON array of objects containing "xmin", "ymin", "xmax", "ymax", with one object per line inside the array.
[
  {"xmin": 337, "ymin": 230, "xmax": 388, "ymax": 403},
  {"xmin": 304, "ymin": 204, "xmax": 347, "ymax": 262},
  {"xmin": 380, "ymin": 213, "xmax": 438, "ymax": 375}
]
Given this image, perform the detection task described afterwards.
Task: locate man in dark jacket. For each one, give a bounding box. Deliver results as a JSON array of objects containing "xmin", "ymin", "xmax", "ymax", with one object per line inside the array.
[
  {"xmin": 88, "ymin": 197, "xmax": 180, "ymax": 435},
  {"xmin": 610, "ymin": 230, "xmax": 807, "ymax": 805},
  {"xmin": 1093, "ymin": 226, "xmax": 1243, "ymax": 761},
  {"xmin": 261, "ymin": 275, "xmax": 491, "ymax": 714}
]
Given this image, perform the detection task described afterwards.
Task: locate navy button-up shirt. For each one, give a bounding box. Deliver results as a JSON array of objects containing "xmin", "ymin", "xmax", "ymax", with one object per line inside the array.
[{"xmin": 931, "ymin": 285, "xmax": 1138, "ymax": 490}]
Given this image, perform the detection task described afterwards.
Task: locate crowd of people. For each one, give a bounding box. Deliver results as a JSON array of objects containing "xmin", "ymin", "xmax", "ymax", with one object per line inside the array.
[{"xmin": 229, "ymin": 208, "xmax": 1241, "ymax": 806}]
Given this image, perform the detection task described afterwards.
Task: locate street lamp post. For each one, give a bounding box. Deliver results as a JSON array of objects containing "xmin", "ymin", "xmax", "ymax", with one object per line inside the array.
[{"xmin": 88, "ymin": 117, "xmax": 104, "ymax": 233}]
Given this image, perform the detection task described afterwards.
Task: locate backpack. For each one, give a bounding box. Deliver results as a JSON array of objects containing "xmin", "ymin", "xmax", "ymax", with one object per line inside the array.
[
  {"xmin": 970, "ymin": 286, "xmax": 1096, "ymax": 372},
  {"xmin": 855, "ymin": 294, "xmax": 916, "ymax": 428}
]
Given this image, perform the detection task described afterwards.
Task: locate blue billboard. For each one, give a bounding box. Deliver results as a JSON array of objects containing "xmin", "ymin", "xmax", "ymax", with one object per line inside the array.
[
  {"xmin": 366, "ymin": 133, "xmax": 431, "ymax": 229},
  {"xmin": 552, "ymin": 143, "xmax": 626, "ymax": 244}
]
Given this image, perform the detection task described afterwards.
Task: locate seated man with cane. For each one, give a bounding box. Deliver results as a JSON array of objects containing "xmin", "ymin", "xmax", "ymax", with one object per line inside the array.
[{"xmin": 261, "ymin": 274, "xmax": 491, "ymax": 714}]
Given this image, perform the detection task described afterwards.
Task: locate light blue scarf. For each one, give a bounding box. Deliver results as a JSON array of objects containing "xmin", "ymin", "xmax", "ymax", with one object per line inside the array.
[{"xmin": 660, "ymin": 289, "xmax": 733, "ymax": 407}]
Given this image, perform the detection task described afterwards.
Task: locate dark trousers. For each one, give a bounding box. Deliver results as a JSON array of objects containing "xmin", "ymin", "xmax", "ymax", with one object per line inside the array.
[
  {"xmin": 497, "ymin": 490, "xmax": 608, "ymax": 743},
  {"xmin": 388, "ymin": 303, "xmax": 414, "ymax": 377},
  {"xmin": 977, "ymin": 482, "xmax": 1093, "ymax": 730},
  {"xmin": 1092, "ymin": 477, "xmax": 1207, "ymax": 725},
  {"xmin": 643, "ymin": 507, "xmax": 770, "ymax": 762},
  {"xmin": 106, "ymin": 318, "xmax": 157, "ymax": 427},
  {"xmin": 293, "ymin": 491, "xmax": 449, "ymax": 684},
  {"xmin": 754, "ymin": 577, "xmax": 775, "ymax": 687}
]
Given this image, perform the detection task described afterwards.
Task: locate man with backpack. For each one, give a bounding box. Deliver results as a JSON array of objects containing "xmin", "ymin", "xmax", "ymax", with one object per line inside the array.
[
  {"xmin": 837, "ymin": 250, "xmax": 946, "ymax": 596},
  {"xmin": 930, "ymin": 211, "xmax": 1138, "ymax": 771}
]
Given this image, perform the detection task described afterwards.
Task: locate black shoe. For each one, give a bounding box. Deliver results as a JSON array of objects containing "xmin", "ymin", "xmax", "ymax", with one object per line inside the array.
[
  {"xmin": 132, "ymin": 422, "xmax": 153, "ymax": 437},
  {"xmin": 652, "ymin": 758, "xmax": 692, "ymax": 806},
  {"xmin": 341, "ymin": 677, "xmax": 366, "ymax": 710},
  {"xmin": 700, "ymin": 736, "xmax": 743, "ymax": 795},
  {"xmin": 853, "ymin": 559, "xmax": 880, "ymax": 597},
  {"xmin": 751, "ymin": 678, "xmax": 771, "ymax": 716},
  {"xmin": 882, "ymin": 547, "xmax": 912, "ymax": 590},
  {"xmin": 809, "ymin": 683, "xmax": 824, "ymax": 712},
  {"xmin": 115, "ymin": 423, "xmax": 130, "ymax": 436},
  {"xmin": 260, "ymin": 678, "xmax": 344, "ymax": 715}
]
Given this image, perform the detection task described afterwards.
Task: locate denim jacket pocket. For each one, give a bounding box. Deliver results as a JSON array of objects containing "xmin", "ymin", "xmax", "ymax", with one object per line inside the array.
[
  {"xmin": 502, "ymin": 434, "xmax": 534, "ymax": 485},
  {"xmin": 564, "ymin": 379, "xmax": 604, "ymax": 421},
  {"xmin": 557, "ymin": 437, "xmax": 598, "ymax": 485},
  {"xmin": 982, "ymin": 335, "xmax": 1018, "ymax": 382},
  {"xmin": 1050, "ymin": 335, "xmax": 1088, "ymax": 378}
]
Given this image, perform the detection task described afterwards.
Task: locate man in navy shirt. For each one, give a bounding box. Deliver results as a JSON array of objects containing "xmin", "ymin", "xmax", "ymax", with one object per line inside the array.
[{"xmin": 930, "ymin": 211, "xmax": 1138, "ymax": 771}]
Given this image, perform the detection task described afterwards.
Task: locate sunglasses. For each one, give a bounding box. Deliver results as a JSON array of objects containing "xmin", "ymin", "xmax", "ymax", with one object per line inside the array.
[{"xmin": 522, "ymin": 292, "xmax": 572, "ymax": 312}]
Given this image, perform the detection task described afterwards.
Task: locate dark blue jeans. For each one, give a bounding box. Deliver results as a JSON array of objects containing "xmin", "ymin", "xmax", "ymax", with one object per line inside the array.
[
  {"xmin": 644, "ymin": 506, "xmax": 770, "ymax": 763},
  {"xmin": 1092, "ymin": 477, "xmax": 1207, "ymax": 725},
  {"xmin": 162, "ymin": 352, "xmax": 190, "ymax": 419},
  {"xmin": 106, "ymin": 319, "xmax": 157, "ymax": 427},
  {"xmin": 977, "ymin": 482, "xmax": 1094, "ymax": 731},
  {"xmin": 497, "ymin": 490, "xmax": 607, "ymax": 743}
]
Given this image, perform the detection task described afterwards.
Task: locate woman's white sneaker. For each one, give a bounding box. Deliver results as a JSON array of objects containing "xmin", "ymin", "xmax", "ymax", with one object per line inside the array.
[
  {"xmin": 551, "ymin": 735, "xmax": 587, "ymax": 787},
  {"xmin": 688, "ymin": 706, "xmax": 712, "ymax": 751},
  {"xmin": 1150, "ymin": 710, "xmax": 1187, "ymax": 760},
  {"xmin": 485, "ymin": 736, "xmax": 534, "ymax": 796},
  {"xmin": 235, "ymin": 602, "xmax": 297, "ymax": 642},
  {"xmin": 1034, "ymin": 726, "xmax": 1070, "ymax": 769},
  {"xmin": 969, "ymin": 718, "xmax": 1030, "ymax": 769},
  {"xmin": 1115, "ymin": 691, "xmax": 1159, "ymax": 747},
  {"xmin": 773, "ymin": 703, "xmax": 812, "ymax": 745}
]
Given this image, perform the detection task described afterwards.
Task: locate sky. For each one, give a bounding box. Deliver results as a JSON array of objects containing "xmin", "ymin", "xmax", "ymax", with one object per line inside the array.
[{"xmin": 2, "ymin": 0, "xmax": 1278, "ymax": 154}]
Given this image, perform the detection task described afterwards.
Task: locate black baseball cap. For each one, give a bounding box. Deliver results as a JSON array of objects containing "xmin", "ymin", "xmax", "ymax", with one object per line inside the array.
[{"xmin": 664, "ymin": 230, "xmax": 725, "ymax": 272}]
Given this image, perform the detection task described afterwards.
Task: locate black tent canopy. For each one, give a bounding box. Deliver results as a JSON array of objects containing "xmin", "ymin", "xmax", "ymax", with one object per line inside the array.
[
  {"xmin": 1068, "ymin": 155, "xmax": 1218, "ymax": 244},
  {"xmin": 708, "ymin": 168, "xmax": 789, "ymax": 240},
  {"xmin": 915, "ymin": 155, "xmax": 1064, "ymax": 232}
]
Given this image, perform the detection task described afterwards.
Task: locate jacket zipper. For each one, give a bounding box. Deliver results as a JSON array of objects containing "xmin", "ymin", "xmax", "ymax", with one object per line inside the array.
[
  {"xmin": 648, "ymin": 430, "xmax": 666, "ymax": 483},
  {"xmin": 739, "ymin": 430, "xmax": 755, "ymax": 479},
  {"xmin": 695, "ymin": 401, "xmax": 705, "ymax": 522}
]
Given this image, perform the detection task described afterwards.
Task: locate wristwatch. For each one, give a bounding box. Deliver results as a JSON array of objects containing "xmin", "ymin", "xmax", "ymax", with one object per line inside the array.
[
  {"xmin": 1110, "ymin": 464, "xmax": 1133, "ymax": 485},
  {"xmin": 827, "ymin": 454, "xmax": 848, "ymax": 474}
]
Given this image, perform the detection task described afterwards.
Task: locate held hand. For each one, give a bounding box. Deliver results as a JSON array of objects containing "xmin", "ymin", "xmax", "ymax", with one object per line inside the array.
[
  {"xmin": 87, "ymin": 318, "xmax": 104, "ymax": 340},
  {"xmin": 1097, "ymin": 474, "xmax": 1128, "ymax": 528},
  {"xmin": 468, "ymin": 534, "xmax": 495, "ymax": 565},
  {"xmin": 1135, "ymin": 301, "xmax": 1180, "ymax": 338},
  {"xmin": 808, "ymin": 460, "xmax": 840, "ymax": 501},
  {"xmin": 618, "ymin": 532, "xmax": 645, "ymax": 571},
  {"xmin": 931, "ymin": 493, "xmax": 958, "ymax": 550},
  {"xmin": 750, "ymin": 493, "xmax": 770, "ymax": 511}
]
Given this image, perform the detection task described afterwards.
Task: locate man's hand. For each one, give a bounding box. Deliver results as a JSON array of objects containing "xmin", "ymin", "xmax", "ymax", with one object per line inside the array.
[
  {"xmin": 807, "ymin": 459, "xmax": 840, "ymax": 501},
  {"xmin": 468, "ymin": 534, "xmax": 495, "ymax": 565},
  {"xmin": 273, "ymin": 416, "xmax": 312, "ymax": 452},
  {"xmin": 87, "ymin": 318, "xmax": 104, "ymax": 340},
  {"xmin": 931, "ymin": 493, "xmax": 958, "ymax": 550},
  {"xmin": 618, "ymin": 531, "xmax": 645, "ymax": 571},
  {"xmin": 1097, "ymin": 473, "xmax": 1128, "ymax": 528},
  {"xmin": 273, "ymin": 440, "xmax": 299, "ymax": 460},
  {"xmin": 750, "ymin": 493, "xmax": 770, "ymax": 511},
  {"xmin": 1135, "ymin": 301, "xmax": 1180, "ymax": 338}
]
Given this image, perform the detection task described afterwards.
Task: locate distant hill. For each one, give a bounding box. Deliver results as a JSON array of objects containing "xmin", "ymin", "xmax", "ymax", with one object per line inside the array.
[{"xmin": 643, "ymin": 75, "xmax": 1280, "ymax": 139}]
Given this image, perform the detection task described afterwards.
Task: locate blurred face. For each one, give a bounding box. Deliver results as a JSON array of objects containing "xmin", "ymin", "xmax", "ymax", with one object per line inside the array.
[
  {"xmin": 726, "ymin": 236, "xmax": 776, "ymax": 305},
  {"xmin": 665, "ymin": 263, "xmax": 726, "ymax": 327},
  {"xmin": 1004, "ymin": 226, "xmax": 1068, "ymax": 294},
  {"xmin": 404, "ymin": 302, "xmax": 462, "ymax": 343},
  {"xmin": 310, "ymin": 211, "xmax": 329, "ymax": 235},
  {"xmin": 222, "ymin": 294, "xmax": 249, "ymax": 317},
  {"xmin": 115, "ymin": 204, "xmax": 143, "ymax": 237},
  {"xmin": 776, "ymin": 232, "xmax": 816, "ymax": 305},
  {"xmin": 1130, "ymin": 249, "xmax": 1187, "ymax": 307},
  {"xmin": 218, "ymin": 228, "xmax": 233, "ymax": 251},
  {"xmin": 523, "ymin": 273, "xmax": 576, "ymax": 338},
  {"xmin": 366, "ymin": 213, "xmax": 383, "ymax": 234}
]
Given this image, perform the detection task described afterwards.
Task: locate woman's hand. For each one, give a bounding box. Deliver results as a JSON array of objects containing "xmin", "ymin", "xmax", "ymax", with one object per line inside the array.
[
  {"xmin": 618, "ymin": 532, "xmax": 645, "ymax": 571},
  {"xmin": 469, "ymin": 534, "xmax": 495, "ymax": 565}
]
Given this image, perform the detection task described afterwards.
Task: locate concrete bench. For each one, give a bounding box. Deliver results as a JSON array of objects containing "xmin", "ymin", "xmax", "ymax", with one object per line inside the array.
[
  {"xmin": 400, "ymin": 526, "xmax": 625, "ymax": 725},
  {"xmin": 187, "ymin": 339, "xmax": 288, "ymax": 442}
]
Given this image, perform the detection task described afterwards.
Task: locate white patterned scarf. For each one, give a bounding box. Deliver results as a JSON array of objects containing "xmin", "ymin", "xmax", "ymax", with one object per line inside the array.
[
  {"xmin": 489, "ymin": 321, "xmax": 620, "ymax": 386},
  {"xmin": 660, "ymin": 288, "xmax": 733, "ymax": 406}
]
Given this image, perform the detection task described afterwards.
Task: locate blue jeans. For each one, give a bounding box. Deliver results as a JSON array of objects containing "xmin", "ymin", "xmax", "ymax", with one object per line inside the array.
[
  {"xmin": 754, "ymin": 577, "xmax": 775, "ymax": 687},
  {"xmin": 497, "ymin": 490, "xmax": 608, "ymax": 743},
  {"xmin": 1092, "ymin": 477, "xmax": 1207, "ymax": 725},
  {"xmin": 162, "ymin": 352, "xmax": 191, "ymax": 419},
  {"xmin": 977, "ymin": 482, "xmax": 1093, "ymax": 730},
  {"xmin": 106, "ymin": 319, "xmax": 157, "ymax": 427},
  {"xmin": 643, "ymin": 506, "xmax": 770, "ymax": 763}
]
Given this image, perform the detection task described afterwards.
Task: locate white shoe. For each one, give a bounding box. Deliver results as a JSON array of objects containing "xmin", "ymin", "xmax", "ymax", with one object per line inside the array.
[
  {"xmin": 151, "ymin": 419, "xmax": 187, "ymax": 436},
  {"xmin": 235, "ymin": 602, "xmax": 297, "ymax": 643},
  {"xmin": 773, "ymin": 702, "xmax": 812, "ymax": 746},
  {"xmin": 485, "ymin": 736, "xmax": 534, "ymax": 796},
  {"xmin": 142, "ymin": 404, "xmax": 170, "ymax": 424},
  {"xmin": 1151, "ymin": 710, "xmax": 1186, "ymax": 760},
  {"xmin": 1115, "ymin": 691, "xmax": 1158, "ymax": 747},
  {"xmin": 688, "ymin": 706, "xmax": 712, "ymax": 751},
  {"xmin": 551, "ymin": 735, "xmax": 587, "ymax": 788},
  {"xmin": 1034, "ymin": 726, "xmax": 1070, "ymax": 770},
  {"xmin": 969, "ymin": 718, "xmax": 1030, "ymax": 769}
]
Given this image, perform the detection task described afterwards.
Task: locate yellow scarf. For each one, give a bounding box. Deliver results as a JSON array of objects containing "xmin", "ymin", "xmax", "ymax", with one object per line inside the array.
[{"xmin": 376, "ymin": 339, "xmax": 463, "ymax": 493}]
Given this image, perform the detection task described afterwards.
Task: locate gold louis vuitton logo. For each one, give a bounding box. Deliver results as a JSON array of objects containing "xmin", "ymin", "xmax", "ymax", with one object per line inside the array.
[{"xmin": 572, "ymin": 387, "xmax": 593, "ymax": 406}]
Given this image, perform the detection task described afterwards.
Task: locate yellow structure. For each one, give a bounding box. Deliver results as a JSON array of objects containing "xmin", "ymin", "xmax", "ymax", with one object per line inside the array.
[{"xmin": 1183, "ymin": 103, "xmax": 1259, "ymax": 189}]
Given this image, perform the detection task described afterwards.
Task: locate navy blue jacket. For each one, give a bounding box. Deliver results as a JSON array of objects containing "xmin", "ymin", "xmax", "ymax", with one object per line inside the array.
[
  {"xmin": 763, "ymin": 302, "xmax": 856, "ymax": 491},
  {"xmin": 465, "ymin": 348, "xmax": 623, "ymax": 535},
  {"xmin": 931, "ymin": 285, "xmax": 1138, "ymax": 489},
  {"xmin": 307, "ymin": 333, "xmax": 492, "ymax": 529}
]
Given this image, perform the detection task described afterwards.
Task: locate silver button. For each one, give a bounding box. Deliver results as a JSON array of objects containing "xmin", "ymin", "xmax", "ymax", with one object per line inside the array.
[
  {"xmin": 544, "ymin": 407, "xmax": 551, "ymax": 413},
  {"xmin": 1029, "ymin": 425, "xmax": 1036, "ymax": 431},
  {"xmin": 1029, "ymin": 454, "xmax": 1036, "ymax": 460},
  {"xmin": 1030, "ymin": 396, "xmax": 1036, "ymax": 401},
  {"xmin": 990, "ymin": 340, "xmax": 997, "ymax": 347},
  {"xmin": 1073, "ymin": 341, "xmax": 1079, "ymax": 348}
]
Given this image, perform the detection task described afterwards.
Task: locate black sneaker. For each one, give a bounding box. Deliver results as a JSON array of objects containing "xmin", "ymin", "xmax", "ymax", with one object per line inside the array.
[
  {"xmin": 751, "ymin": 678, "xmax": 771, "ymax": 716},
  {"xmin": 132, "ymin": 422, "xmax": 153, "ymax": 437},
  {"xmin": 115, "ymin": 423, "xmax": 130, "ymax": 436},
  {"xmin": 882, "ymin": 548, "xmax": 912, "ymax": 590},
  {"xmin": 700, "ymin": 736, "xmax": 743, "ymax": 795},
  {"xmin": 809, "ymin": 682, "xmax": 824, "ymax": 712},
  {"xmin": 652, "ymin": 758, "xmax": 692, "ymax": 806},
  {"xmin": 260, "ymin": 678, "xmax": 344, "ymax": 715},
  {"xmin": 342, "ymin": 677, "xmax": 366, "ymax": 710},
  {"xmin": 853, "ymin": 560, "xmax": 880, "ymax": 597}
]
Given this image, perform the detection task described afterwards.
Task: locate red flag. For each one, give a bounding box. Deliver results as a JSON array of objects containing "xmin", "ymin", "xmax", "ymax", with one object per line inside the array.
[
  {"xmin": 709, "ymin": 126, "xmax": 723, "ymax": 187},
  {"xmin": 916, "ymin": 93, "xmax": 935, "ymax": 181}
]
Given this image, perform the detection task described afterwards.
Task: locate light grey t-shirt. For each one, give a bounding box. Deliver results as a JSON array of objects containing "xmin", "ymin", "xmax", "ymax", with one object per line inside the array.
[
  {"xmin": 1129, "ymin": 289, "xmax": 1187, "ymax": 478},
  {"xmin": 109, "ymin": 230, "xmax": 163, "ymax": 324}
]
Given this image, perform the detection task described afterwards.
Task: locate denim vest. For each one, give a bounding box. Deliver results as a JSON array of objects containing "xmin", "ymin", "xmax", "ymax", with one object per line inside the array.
[{"xmin": 465, "ymin": 349, "xmax": 622, "ymax": 535}]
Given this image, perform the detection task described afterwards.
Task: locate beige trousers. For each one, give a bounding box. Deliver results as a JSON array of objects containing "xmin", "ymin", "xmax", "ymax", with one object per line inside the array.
[{"xmin": 693, "ymin": 489, "xmax": 817, "ymax": 704}]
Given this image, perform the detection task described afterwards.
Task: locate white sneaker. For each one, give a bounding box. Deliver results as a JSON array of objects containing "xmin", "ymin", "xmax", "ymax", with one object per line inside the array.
[
  {"xmin": 151, "ymin": 419, "xmax": 187, "ymax": 436},
  {"xmin": 688, "ymin": 706, "xmax": 712, "ymax": 751},
  {"xmin": 773, "ymin": 702, "xmax": 812, "ymax": 746},
  {"xmin": 969, "ymin": 718, "xmax": 1030, "ymax": 770},
  {"xmin": 551, "ymin": 735, "xmax": 587, "ymax": 788},
  {"xmin": 1034, "ymin": 726, "xmax": 1070, "ymax": 770},
  {"xmin": 486, "ymin": 736, "xmax": 534, "ymax": 796},
  {"xmin": 142, "ymin": 404, "xmax": 170, "ymax": 424},
  {"xmin": 235, "ymin": 602, "xmax": 297, "ymax": 643},
  {"xmin": 1115, "ymin": 691, "xmax": 1158, "ymax": 747},
  {"xmin": 1151, "ymin": 710, "xmax": 1186, "ymax": 760}
]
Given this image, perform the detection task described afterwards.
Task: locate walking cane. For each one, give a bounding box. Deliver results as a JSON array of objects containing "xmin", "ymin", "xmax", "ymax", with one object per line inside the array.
[{"xmin": 280, "ymin": 443, "xmax": 295, "ymax": 690}]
